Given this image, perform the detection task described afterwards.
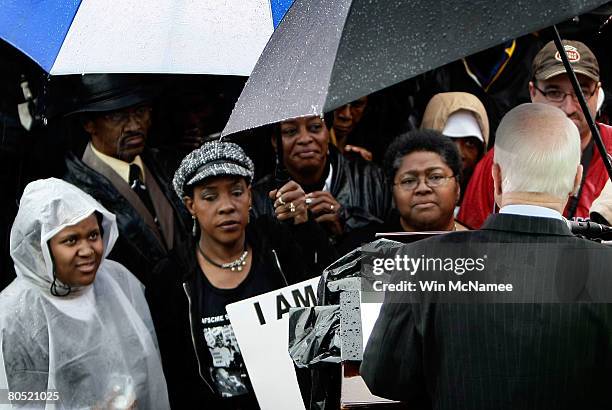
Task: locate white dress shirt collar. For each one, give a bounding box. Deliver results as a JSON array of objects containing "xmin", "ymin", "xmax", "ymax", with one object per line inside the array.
[
  {"xmin": 499, "ymin": 204, "xmax": 563, "ymax": 221},
  {"xmin": 90, "ymin": 143, "xmax": 145, "ymax": 184}
]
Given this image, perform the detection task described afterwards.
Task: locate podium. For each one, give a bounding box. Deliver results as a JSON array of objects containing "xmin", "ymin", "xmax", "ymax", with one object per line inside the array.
[
  {"xmin": 337, "ymin": 289, "xmax": 407, "ymax": 409},
  {"xmin": 292, "ymin": 236, "xmax": 440, "ymax": 409},
  {"xmin": 340, "ymin": 361, "xmax": 408, "ymax": 409}
]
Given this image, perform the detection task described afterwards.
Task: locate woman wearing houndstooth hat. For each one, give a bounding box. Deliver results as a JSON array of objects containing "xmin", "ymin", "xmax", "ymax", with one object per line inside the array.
[{"xmin": 172, "ymin": 140, "xmax": 336, "ymax": 407}]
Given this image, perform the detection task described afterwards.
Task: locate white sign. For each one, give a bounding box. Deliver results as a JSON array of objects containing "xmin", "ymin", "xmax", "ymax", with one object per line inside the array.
[
  {"xmin": 360, "ymin": 301, "xmax": 382, "ymax": 351},
  {"xmin": 226, "ymin": 277, "xmax": 320, "ymax": 410}
]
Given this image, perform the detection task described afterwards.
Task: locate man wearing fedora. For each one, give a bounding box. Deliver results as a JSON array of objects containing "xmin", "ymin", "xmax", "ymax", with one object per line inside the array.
[{"xmin": 61, "ymin": 74, "xmax": 200, "ymax": 407}]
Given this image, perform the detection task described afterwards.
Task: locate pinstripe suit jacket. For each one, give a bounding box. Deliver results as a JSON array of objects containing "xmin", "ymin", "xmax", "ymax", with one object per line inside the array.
[{"xmin": 361, "ymin": 213, "xmax": 612, "ymax": 410}]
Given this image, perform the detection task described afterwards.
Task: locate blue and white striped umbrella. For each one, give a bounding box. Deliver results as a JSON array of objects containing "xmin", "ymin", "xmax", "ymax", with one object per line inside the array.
[{"xmin": 0, "ymin": 0, "xmax": 294, "ymax": 75}]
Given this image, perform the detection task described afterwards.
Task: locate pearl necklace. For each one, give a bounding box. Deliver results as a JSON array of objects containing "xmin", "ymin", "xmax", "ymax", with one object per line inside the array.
[{"xmin": 197, "ymin": 242, "xmax": 248, "ymax": 272}]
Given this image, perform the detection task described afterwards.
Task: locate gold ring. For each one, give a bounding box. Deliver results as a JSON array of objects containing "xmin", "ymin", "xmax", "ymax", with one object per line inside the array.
[
  {"xmin": 289, "ymin": 202, "xmax": 296, "ymax": 213},
  {"xmin": 278, "ymin": 196, "xmax": 286, "ymax": 206}
]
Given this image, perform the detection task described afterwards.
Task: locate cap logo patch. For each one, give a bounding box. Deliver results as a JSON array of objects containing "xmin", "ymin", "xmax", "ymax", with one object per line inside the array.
[{"xmin": 555, "ymin": 45, "xmax": 580, "ymax": 63}]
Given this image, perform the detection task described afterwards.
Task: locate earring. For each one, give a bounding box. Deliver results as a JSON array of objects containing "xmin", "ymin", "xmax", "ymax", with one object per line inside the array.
[{"xmin": 192, "ymin": 215, "xmax": 198, "ymax": 237}]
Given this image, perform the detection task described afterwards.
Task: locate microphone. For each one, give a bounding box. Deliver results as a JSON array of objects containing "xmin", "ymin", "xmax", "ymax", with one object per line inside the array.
[{"xmin": 566, "ymin": 220, "xmax": 612, "ymax": 240}]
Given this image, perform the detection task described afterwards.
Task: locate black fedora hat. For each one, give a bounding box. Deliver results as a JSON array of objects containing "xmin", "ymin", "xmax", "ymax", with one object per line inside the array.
[{"xmin": 61, "ymin": 74, "xmax": 157, "ymax": 116}]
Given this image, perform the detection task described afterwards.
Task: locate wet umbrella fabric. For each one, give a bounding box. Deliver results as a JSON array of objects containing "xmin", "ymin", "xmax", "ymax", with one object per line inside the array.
[
  {"xmin": 0, "ymin": 0, "xmax": 294, "ymax": 76},
  {"xmin": 223, "ymin": 0, "xmax": 609, "ymax": 136}
]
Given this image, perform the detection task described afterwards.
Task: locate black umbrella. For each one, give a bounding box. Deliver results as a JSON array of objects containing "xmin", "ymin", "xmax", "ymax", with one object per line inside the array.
[{"xmin": 223, "ymin": 0, "xmax": 609, "ymax": 136}]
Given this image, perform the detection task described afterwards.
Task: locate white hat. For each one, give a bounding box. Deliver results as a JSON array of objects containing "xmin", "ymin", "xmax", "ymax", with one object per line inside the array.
[{"xmin": 442, "ymin": 110, "xmax": 484, "ymax": 143}]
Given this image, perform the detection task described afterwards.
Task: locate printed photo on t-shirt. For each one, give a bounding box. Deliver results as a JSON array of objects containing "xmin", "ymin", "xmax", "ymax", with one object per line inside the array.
[{"xmin": 202, "ymin": 314, "xmax": 250, "ymax": 398}]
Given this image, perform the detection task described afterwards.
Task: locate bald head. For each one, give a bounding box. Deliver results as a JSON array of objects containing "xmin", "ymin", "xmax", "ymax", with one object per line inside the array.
[{"xmin": 494, "ymin": 103, "xmax": 581, "ymax": 200}]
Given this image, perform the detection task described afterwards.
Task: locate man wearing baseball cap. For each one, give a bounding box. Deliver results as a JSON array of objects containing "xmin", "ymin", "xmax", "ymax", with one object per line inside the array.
[{"xmin": 458, "ymin": 40, "xmax": 612, "ymax": 228}]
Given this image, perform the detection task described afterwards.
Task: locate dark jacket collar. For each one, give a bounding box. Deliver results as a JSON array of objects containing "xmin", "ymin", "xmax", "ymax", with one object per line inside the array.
[
  {"xmin": 481, "ymin": 213, "xmax": 572, "ymax": 236},
  {"xmin": 328, "ymin": 144, "xmax": 344, "ymax": 196}
]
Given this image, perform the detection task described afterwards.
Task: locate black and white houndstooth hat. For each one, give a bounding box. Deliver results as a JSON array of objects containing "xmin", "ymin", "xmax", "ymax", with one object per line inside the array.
[{"xmin": 172, "ymin": 141, "xmax": 255, "ymax": 198}]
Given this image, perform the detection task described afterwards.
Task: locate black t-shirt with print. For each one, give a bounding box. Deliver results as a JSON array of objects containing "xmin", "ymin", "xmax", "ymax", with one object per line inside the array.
[{"xmin": 194, "ymin": 250, "xmax": 278, "ymax": 409}]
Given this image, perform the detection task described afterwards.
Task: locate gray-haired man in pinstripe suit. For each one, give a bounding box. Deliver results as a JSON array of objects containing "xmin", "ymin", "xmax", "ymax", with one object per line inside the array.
[{"xmin": 362, "ymin": 103, "xmax": 612, "ymax": 410}]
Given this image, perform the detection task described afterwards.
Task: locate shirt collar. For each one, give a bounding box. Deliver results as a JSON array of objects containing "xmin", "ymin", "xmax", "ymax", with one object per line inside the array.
[
  {"xmin": 499, "ymin": 204, "xmax": 563, "ymax": 220},
  {"xmin": 90, "ymin": 143, "xmax": 145, "ymax": 184}
]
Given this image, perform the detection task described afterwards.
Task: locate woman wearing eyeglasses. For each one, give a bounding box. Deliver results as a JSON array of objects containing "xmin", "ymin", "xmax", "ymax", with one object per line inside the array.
[
  {"xmin": 337, "ymin": 130, "xmax": 466, "ymax": 253},
  {"xmin": 385, "ymin": 129, "xmax": 467, "ymax": 233}
]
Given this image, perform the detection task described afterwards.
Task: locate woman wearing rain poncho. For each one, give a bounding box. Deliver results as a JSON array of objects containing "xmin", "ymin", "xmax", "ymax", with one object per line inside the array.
[{"xmin": 0, "ymin": 178, "xmax": 169, "ymax": 409}]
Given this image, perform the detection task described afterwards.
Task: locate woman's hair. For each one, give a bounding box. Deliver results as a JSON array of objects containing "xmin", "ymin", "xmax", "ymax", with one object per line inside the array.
[
  {"xmin": 384, "ymin": 129, "xmax": 463, "ymax": 182},
  {"xmin": 183, "ymin": 184, "xmax": 196, "ymax": 199},
  {"xmin": 94, "ymin": 211, "xmax": 104, "ymax": 238}
]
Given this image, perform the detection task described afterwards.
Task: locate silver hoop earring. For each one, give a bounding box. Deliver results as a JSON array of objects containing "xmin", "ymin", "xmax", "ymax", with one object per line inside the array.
[{"xmin": 192, "ymin": 215, "xmax": 198, "ymax": 237}]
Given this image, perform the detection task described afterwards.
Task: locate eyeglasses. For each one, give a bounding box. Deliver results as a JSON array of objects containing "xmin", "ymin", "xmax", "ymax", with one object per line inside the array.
[
  {"xmin": 394, "ymin": 174, "xmax": 456, "ymax": 191},
  {"xmin": 533, "ymin": 84, "xmax": 597, "ymax": 103},
  {"xmin": 102, "ymin": 105, "xmax": 152, "ymax": 124}
]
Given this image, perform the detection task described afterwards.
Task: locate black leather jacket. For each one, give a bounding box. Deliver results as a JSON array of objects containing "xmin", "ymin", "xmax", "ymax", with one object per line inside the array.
[{"xmin": 252, "ymin": 147, "xmax": 391, "ymax": 235}]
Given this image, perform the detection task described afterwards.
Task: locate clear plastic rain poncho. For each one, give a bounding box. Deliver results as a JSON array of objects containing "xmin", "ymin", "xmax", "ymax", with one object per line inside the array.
[{"xmin": 0, "ymin": 178, "xmax": 169, "ymax": 409}]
